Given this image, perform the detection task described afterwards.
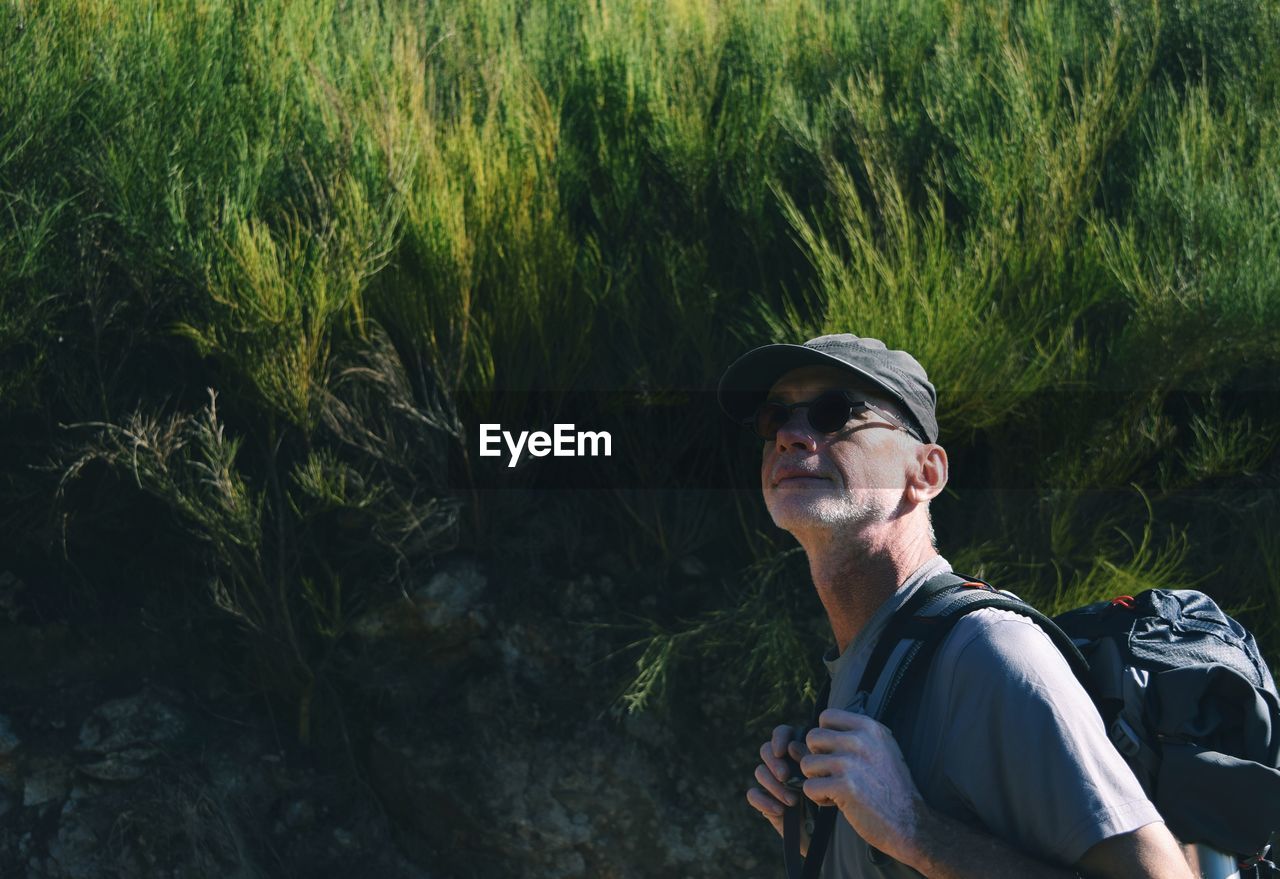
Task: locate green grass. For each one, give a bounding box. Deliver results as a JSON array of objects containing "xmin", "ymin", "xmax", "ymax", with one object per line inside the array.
[{"xmin": 2, "ymin": 0, "xmax": 1278, "ymax": 735}]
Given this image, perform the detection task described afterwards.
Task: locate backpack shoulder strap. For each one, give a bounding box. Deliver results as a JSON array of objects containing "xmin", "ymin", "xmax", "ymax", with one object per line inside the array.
[
  {"xmin": 853, "ymin": 570, "xmax": 972, "ymax": 714},
  {"xmin": 862, "ymin": 573, "xmax": 1090, "ymax": 724}
]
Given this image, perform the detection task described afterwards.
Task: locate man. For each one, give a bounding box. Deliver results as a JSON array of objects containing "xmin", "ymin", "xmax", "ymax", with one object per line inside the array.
[{"xmin": 718, "ymin": 334, "xmax": 1193, "ymax": 878}]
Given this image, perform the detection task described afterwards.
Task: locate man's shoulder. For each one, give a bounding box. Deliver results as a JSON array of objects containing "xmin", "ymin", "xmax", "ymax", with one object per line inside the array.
[
  {"xmin": 905, "ymin": 603, "xmax": 1161, "ymax": 868},
  {"xmin": 933, "ymin": 605, "xmax": 1080, "ymax": 695},
  {"xmin": 936, "ymin": 601, "xmax": 1060, "ymax": 650},
  {"xmin": 896, "ymin": 604, "xmax": 1098, "ymax": 758}
]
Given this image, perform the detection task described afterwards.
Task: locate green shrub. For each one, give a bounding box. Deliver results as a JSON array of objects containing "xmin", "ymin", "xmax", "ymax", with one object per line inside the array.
[{"xmin": 2, "ymin": 0, "xmax": 1277, "ymax": 734}]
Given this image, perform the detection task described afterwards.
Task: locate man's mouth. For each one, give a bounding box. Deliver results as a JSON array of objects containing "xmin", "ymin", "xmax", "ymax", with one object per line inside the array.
[{"xmin": 772, "ymin": 472, "xmax": 829, "ymax": 487}]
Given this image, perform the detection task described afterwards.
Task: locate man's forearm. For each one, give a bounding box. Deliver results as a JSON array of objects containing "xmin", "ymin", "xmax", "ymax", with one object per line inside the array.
[
  {"xmin": 897, "ymin": 803, "xmax": 1079, "ymax": 879},
  {"xmin": 898, "ymin": 806, "xmax": 1193, "ymax": 879},
  {"xmin": 798, "ymin": 710, "xmax": 1191, "ymax": 879}
]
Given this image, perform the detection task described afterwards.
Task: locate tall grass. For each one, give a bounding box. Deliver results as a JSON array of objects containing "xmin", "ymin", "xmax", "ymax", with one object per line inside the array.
[{"xmin": 1, "ymin": 0, "xmax": 1277, "ymax": 739}]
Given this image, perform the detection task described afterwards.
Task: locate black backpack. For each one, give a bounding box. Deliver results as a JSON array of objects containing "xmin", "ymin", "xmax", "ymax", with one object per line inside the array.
[{"xmin": 784, "ymin": 571, "xmax": 1280, "ymax": 878}]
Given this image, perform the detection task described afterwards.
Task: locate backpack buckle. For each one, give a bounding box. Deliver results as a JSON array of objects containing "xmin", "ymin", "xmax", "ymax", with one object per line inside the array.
[
  {"xmin": 1241, "ymin": 844, "xmax": 1276, "ymax": 876},
  {"xmin": 1108, "ymin": 717, "xmax": 1142, "ymax": 758}
]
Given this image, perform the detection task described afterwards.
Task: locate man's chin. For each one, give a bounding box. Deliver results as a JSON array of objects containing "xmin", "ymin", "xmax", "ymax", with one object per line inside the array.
[
  {"xmin": 765, "ymin": 494, "xmax": 891, "ymax": 532},
  {"xmin": 765, "ymin": 496, "xmax": 840, "ymax": 531}
]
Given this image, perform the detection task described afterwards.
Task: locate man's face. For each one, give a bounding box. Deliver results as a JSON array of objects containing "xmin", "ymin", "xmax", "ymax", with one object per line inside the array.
[{"xmin": 759, "ymin": 365, "xmax": 918, "ymax": 534}]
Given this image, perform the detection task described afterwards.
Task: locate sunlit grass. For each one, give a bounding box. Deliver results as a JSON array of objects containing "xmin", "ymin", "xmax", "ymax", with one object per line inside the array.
[{"xmin": 0, "ymin": 0, "xmax": 1277, "ymax": 734}]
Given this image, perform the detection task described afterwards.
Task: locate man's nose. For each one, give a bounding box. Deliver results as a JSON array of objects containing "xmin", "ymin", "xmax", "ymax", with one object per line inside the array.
[{"xmin": 774, "ymin": 409, "xmax": 819, "ymax": 450}]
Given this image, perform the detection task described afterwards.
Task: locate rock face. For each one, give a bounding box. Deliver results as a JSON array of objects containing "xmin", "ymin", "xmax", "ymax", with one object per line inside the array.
[
  {"xmin": 0, "ymin": 639, "xmax": 431, "ymax": 879},
  {"xmin": 414, "ymin": 567, "xmax": 488, "ymax": 632},
  {"xmin": 76, "ymin": 689, "xmax": 187, "ymax": 754},
  {"xmin": 362, "ymin": 563, "xmax": 771, "ymax": 879},
  {"xmin": 368, "ymin": 720, "xmax": 763, "ymax": 879},
  {"xmin": 0, "ymin": 558, "xmax": 777, "ymax": 878},
  {"xmin": 350, "ymin": 565, "xmax": 489, "ymax": 650},
  {"xmin": 0, "ymin": 714, "xmax": 21, "ymax": 756}
]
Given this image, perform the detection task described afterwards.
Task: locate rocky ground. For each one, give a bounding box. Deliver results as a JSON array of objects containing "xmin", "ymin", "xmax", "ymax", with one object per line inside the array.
[{"xmin": 0, "ymin": 561, "xmax": 782, "ymax": 878}]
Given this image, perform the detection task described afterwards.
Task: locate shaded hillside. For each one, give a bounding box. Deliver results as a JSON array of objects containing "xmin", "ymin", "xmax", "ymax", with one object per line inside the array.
[{"xmin": 1, "ymin": 0, "xmax": 1278, "ymax": 875}]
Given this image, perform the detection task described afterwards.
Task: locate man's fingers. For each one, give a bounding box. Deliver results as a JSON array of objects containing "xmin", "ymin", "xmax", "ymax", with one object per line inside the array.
[
  {"xmin": 754, "ymin": 763, "xmax": 799, "ymax": 807},
  {"xmin": 799, "ymin": 752, "xmax": 842, "ymax": 780},
  {"xmin": 787, "ymin": 739, "xmax": 810, "ymax": 762},
  {"xmin": 805, "ymin": 726, "xmax": 866, "ymax": 756},
  {"xmin": 801, "ymin": 776, "xmax": 839, "ymax": 807},
  {"xmin": 759, "ymin": 740, "xmax": 792, "ymax": 782},
  {"xmin": 770, "ymin": 724, "xmax": 797, "ymax": 759},
  {"xmin": 746, "ymin": 785, "xmax": 787, "ymax": 819},
  {"xmin": 817, "ymin": 707, "xmax": 874, "ymax": 732}
]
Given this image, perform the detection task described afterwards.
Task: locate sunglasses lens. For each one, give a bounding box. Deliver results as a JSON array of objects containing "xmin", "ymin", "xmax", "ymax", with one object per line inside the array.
[
  {"xmin": 807, "ymin": 392, "xmax": 854, "ymax": 433},
  {"xmin": 750, "ymin": 393, "xmax": 869, "ymax": 439},
  {"xmin": 753, "ymin": 402, "xmax": 790, "ymax": 439}
]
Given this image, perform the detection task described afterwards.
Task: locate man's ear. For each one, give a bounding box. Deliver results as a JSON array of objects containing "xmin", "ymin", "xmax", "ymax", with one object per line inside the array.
[{"xmin": 906, "ymin": 443, "xmax": 948, "ymax": 504}]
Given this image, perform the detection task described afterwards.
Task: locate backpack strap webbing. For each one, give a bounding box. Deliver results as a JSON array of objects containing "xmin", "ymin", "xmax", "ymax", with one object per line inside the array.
[
  {"xmin": 783, "ymin": 677, "xmax": 835, "ymax": 879},
  {"xmin": 854, "ymin": 570, "xmax": 977, "ymax": 714}
]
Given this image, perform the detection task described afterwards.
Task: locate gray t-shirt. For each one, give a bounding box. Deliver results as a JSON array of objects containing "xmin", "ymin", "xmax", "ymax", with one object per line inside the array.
[{"xmin": 820, "ymin": 557, "xmax": 1163, "ymax": 877}]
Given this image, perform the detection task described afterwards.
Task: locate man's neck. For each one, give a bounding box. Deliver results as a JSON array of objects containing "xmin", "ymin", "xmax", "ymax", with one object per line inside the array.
[{"xmin": 794, "ymin": 523, "xmax": 938, "ymax": 653}]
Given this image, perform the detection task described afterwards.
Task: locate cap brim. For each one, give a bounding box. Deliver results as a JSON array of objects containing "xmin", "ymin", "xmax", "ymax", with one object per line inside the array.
[{"xmin": 716, "ymin": 343, "xmax": 900, "ymax": 422}]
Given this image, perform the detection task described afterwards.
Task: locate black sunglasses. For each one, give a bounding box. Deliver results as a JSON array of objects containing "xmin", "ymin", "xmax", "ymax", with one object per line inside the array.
[{"xmin": 747, "ymin": 389, "xmax": 919, "ymax": 442}]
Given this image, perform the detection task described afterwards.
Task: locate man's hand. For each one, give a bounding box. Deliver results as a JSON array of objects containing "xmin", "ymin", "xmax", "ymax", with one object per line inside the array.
[
  {"xmin": 752, "ymin": 710, "xmax": 1194, "ymax": 879},
  {"xmin": 799, "ymin": 708, "xmax": 1195, "ymax": 879},
  {"xmin": 746, "ymin": 723, "xmax": 810, "ymax": 845},
  {"xmin": 800, "ymin": 708, "xmax": 925, "ymax": 864}
]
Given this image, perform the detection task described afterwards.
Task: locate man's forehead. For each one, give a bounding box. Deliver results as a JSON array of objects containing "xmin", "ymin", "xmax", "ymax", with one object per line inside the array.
[{"xmin": 766, "ymin": 365, "xmax": 887, "ymax": 402}]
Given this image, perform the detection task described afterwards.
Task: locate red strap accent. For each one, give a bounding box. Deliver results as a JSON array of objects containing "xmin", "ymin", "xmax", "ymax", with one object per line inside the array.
[{"xmin": 1110, "ymin": 595, "xmax": 1136, "ymax": 609}]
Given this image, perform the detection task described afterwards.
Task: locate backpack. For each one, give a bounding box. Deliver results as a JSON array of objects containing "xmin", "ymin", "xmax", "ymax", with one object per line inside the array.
[{"xmin": 783, "ymin": 570, "xmax": 1280, "ymax": 878}]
